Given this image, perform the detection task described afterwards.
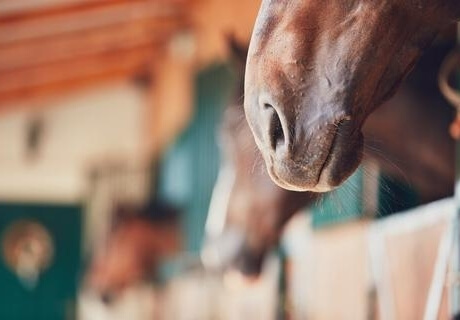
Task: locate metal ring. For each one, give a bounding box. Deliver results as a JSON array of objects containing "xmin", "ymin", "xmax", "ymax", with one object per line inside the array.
[{"xmin": 439, "ymin": 48, "xmax": 460, "ymax": 110}]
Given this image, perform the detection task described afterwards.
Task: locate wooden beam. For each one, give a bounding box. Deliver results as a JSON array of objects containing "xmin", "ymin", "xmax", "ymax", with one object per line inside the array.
[
  {"xmin": 0, "ymin": 0, "xmax": 140, "ymax": 21},
  {"xmin": 0, "ymin": 1, "xmax": 188, "ymax": 45},
  {"xmin": 0, "ymin": 0, "xmax": 199, "ymax": 105},
  {"xmin": 146, "ymin": 51, "xmax": 194, "ymax": 156},
  {"xmin": 0, "ymin": 0, "xmax": 194, "ymax": 23},
  {"xmin": 190, "ymin": 0, "xmax": 260, "ymax": 65},
  {"xmin": 0, "ymin": 18, "xmax": 184, "ymax": 72},
  {"xmin": 0, "ymin": 45, "xmax": 161, "ymax": 106}
]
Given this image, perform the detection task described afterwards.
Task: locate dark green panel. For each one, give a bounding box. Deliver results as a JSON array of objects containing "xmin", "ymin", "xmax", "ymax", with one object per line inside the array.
[
  {"xmin": 377, "ymin": 174, "xmax": 420, "ymax": 217},
  {"xmin": 311, "ymin": 167, "xmax": 364, "ymax": 228},
  {"xmin": 310, "ymin": 167, "xmax": 421, "ymax": 227},
  {"xmin": 0, "ymin": 203, "xmax": 82, "ymax": 320},
  {"xmin": 158, "ymin": 63, "xmax": 235, "ymax": 253}
]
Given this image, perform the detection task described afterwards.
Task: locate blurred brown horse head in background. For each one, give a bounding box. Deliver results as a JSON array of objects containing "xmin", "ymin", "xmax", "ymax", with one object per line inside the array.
[
  {"xmin": 244, "ymin": 0, "xmax": 460, "ymax": 192},
  {"xmin": 87, "ymin": 203, "xmax": 181, "ymax": 302}
]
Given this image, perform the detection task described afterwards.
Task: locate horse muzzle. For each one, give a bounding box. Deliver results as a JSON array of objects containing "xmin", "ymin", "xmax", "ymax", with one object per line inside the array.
[{"xmin": 245, "ymin": 98, "xmax": 363, "ymax": 192}]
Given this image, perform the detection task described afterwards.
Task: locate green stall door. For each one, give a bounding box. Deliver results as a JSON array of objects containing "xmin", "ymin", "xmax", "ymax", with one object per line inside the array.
[
  {"xmin": 0, "ymin": 203, "xmax": 82, "ymax": 320},
  {"xmin": 310, "ymin": 167, "xmax": 365, "ymax": 228}
]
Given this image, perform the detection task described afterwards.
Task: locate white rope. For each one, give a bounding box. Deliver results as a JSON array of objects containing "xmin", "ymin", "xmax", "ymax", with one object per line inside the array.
[
  {"xmin": 204, "ymin": 162, "xmax": 235, "ymax": 239},
  {"xmin": 368, "ymin": 223, "xmax": 397, "ymax": 320},
  {"xmin": 424, "ymin": 217, "xmax": 455, "ymax": 320}
]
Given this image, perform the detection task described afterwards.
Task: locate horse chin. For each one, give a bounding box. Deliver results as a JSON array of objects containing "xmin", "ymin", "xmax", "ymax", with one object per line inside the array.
[
  {"xmin": 266, "ymin": 166, "xmax": 336, "ymax": 193},
  {"xmin": 266, "ymin": 165, "xmax": 317, "ymax": 192},
  {"xmin": 233, "ymin": 245, "xmax": 265, "ymax": 277},
  {"xmin": 315, "ymin": 149, "xmax": 363, "ymax": 192},
  {"xmin": 266, "ymin": 134, "xmax": 364, "ymax": 193}
]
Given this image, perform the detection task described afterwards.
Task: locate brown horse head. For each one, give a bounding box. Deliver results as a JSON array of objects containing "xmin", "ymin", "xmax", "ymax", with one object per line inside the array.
[
  {"xmin": 87, "ymin": 203, "xmax": 180, "ymax": 302},
  {"xmin": 244, "ymin": 0, "xmax": 459, "ymax": 192}
]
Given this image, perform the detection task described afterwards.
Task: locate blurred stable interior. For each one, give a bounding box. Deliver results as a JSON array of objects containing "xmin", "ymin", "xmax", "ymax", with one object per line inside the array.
[
  {"xmin": 0, "ymin": 1, "xmax": 262, "ymax": 319},
  {"xmin": 0, "ymin": 1, "xmax": 458, "ymax": 320}
]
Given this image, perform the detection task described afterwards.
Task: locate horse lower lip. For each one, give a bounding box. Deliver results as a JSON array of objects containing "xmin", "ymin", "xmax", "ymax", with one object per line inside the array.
[
  {"xmin": 265, "ymin": 120, "xmax": 351, "ymax": 191},
  {"xmin": 265, "ymin": 144, "xmax": 336, "ymax": 191},
  {"xmin": 267, "ymin": 163, "xmax": 303, "ymax": 191}
]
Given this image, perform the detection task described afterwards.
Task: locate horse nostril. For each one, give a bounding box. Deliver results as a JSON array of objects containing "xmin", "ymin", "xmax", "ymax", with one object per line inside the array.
[
  {"xmin": 265, "ymin": 104, "xmax": 285, "ymax": 151},
  {"xmin": 101, "ymin": 291, "xmax": 116, "ymax": 305}
]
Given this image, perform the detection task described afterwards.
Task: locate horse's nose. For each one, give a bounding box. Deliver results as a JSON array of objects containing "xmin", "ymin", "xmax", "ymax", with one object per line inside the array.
[
  {"xmin": 233, "ymin": 245, "xmax": 264, "ymax": 276},
  {"xmin": 101, "ymin": 291, "xmax": 117, "ymax": 305},
  {"xmin": 260, "ymin": 100, "xmax": 289, "ymax": 154}
]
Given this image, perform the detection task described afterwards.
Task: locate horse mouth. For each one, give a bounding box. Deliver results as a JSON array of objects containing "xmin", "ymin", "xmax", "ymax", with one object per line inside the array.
[
  {"xmin": 265, "ymin": 120, "xmax": 361, "ymax": 192},
  {"xmin": 313, "ymin": 122, "xmax": 344, "ymax": 191},
  {"xmin": 312, "ymin": 135, "xmax": 340, "ymax": 191},
  {"xmin": 267, "ymin": 140, "xmax": 339, "ymax": 193}
]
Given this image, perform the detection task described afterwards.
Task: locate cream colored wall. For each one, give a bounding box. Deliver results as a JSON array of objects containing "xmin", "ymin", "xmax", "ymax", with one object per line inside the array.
[{"xmin": 0, "ymin": 81, "xmax": 148, "ymax": 202}]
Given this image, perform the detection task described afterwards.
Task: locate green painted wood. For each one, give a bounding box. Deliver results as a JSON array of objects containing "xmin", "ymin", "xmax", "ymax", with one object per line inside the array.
[
  {"xmin": 310, "ymin": 167, "xmax": 421, "ymax": 228},
  {"xmin": 377, "ymin": 174, "xmax": 419, "ymax": 217},
  {"xmin": 311, "ymin": 167, "xmax": 364, "ymax": 228},
  {"xmin": 158, "ymin": 63, "xmax": 235, "ymax": 253},
  {"xmin": 0, "ymin": 203, "xmax": 82, "ymax": 320}
]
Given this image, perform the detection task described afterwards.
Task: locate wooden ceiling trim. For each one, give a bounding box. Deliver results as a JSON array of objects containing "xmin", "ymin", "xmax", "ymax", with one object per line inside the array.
[
  {"xmin": 0, "ymin": 45, "xmax": 159, "ymax": 105},
  {"xmin": 0, "ymin": 0, "xmax": 194, "ymax": 22},
  {"xmin": 0, "ymin": 0, "xmax": 140, "ymax": 21},
  {"xmin": 0, "ymin": 69, "xmax": 143, "ymax": 111},
  {"xmin": 0, "ymin": 0, "xmax": 199, "ymax": 105},
  {"xmin": 0, "ymin": 18, "xmax": 183, "ymax": 72},
  {"xmin": 0, "ymin": 1, "xmax": 187, "ymax": 45}
]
